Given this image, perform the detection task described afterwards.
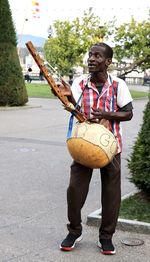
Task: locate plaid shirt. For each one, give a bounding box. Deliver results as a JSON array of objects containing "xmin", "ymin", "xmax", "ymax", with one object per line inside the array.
[{"xmin": 71, "ymin": 74, "xmax": 133, "ymax": 153}]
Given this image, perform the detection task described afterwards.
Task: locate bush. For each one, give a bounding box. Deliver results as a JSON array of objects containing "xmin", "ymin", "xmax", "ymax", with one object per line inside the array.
[
  {"xmin": 0, "ymin": 0, "xmax": 28, "ymax": 106},
  {"xmin": 128, "ymin": 99, "xmax": 150, "ymax": 195}
]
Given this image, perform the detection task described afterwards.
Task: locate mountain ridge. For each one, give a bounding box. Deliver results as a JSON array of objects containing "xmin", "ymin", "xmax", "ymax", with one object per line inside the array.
[{"xmin": 17, "ymin": 34, "xmax": 46, "ymax": 48}]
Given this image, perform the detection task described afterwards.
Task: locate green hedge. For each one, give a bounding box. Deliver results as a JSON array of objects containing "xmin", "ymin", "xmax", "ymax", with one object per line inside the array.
[
  {"xmin": 128, "ymin": 99, "xmax": 150, "ymax": 195},
  {"xmin": 0, "ymin": 0, "xmax": 28, "ymax": 106}
]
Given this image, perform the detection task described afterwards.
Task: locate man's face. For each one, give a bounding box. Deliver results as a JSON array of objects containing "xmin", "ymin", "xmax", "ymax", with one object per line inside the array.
[{"xmin": 87, "ymin": 45, "xmax": 111, "ymax": 73}]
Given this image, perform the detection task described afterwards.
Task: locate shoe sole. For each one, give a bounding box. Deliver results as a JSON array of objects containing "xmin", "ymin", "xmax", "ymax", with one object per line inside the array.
[
  {"xmin": 98, "ymin": 241, "xmax": 116, "ymax": 255},
  {"xmin": 60, "ymin": 235, "xmax": 83, "ymax": 251}
]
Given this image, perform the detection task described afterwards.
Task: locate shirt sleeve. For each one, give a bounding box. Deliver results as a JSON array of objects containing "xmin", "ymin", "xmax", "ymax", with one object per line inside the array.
[{"xmin": 117, "ymin": 79, "xmax": 133, "ymax": 108}]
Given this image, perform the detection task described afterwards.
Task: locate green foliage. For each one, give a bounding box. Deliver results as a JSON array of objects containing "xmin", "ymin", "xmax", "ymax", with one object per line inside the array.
[
  {"xmin": 0, "ymin": 0, "xmax": 16, "ymax": 45},
  {"xmin": 44, "ymin": 8, "xmax": 111, "ymax": 76},
  {"xmin": 0, "ymin": 0, "xmax": 28, "ymax": 106},
  {"xmin": 128, "ymin": 99, "xmax": 150, "ymax": 195},
  {"xmin": 113, "ymin": 17, "xmax": 150, "ymax": 72},
  {"xmin": 44, "ymin": 9, "xmax": 150, "ymax": 76}
]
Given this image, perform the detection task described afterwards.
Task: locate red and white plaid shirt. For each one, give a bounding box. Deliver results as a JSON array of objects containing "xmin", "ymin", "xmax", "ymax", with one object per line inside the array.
[{"xmin": 71, "ymin": 74, "xmax": 133, "ymax": 153}]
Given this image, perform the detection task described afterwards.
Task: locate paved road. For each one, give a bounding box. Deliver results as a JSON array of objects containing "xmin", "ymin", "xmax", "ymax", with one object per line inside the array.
[{"xmin": 0, "ymin": 97, "xmax": 150, "ymax": 261}]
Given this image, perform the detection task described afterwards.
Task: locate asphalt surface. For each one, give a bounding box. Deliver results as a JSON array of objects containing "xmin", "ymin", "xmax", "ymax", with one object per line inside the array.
[{"xmin": 0, "ymin": 91, "xmax": 150, "ymax": 261}]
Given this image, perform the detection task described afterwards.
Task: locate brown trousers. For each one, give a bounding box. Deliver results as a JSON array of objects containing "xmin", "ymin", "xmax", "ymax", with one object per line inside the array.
[{"xmin": 67, "ymin": 154, "xmax": 121, "ymax": 239}]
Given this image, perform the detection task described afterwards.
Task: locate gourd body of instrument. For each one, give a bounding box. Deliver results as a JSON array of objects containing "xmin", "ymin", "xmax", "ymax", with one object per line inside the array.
[{"xmin": 67, "ymin": 121, "xmax": 117, "ymax": 168}]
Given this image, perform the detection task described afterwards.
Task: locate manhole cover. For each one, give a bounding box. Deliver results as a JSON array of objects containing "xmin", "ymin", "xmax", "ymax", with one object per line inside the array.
[{"xmin": 121, "ymin": 238, "xmax": 144, "ymax": 246}]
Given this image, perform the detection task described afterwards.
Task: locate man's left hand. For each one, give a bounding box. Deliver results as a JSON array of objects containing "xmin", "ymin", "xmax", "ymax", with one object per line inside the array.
[{"xmin": 91, "ymin": 107, "xmax": 107, "ymax": 121}]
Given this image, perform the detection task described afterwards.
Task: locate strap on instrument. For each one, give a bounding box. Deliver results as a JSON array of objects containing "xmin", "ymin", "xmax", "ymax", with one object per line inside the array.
[{"xmin": 67, "ymin": 86, "xmax": 86, "ymax": 139}]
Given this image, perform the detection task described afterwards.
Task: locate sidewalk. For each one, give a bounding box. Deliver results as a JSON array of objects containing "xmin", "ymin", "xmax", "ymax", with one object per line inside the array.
[
  {"xmin": 0, "ymin": 97, "xmax": 149, "ymax": 261},
  {"xmin": 1, "ymin": 224, "xmax": 149, "ymax": 262}
]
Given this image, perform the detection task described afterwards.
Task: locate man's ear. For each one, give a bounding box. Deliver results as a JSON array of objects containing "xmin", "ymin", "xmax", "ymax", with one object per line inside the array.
[{"xmin": 106, "ymin": 58, "xmax": 112, "ymax": 67}]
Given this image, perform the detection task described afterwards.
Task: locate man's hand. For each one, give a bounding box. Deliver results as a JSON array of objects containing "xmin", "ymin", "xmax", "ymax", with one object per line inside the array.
[
  {"xmin": 51, "ymin": 80, "xmax": 72, "ymax": 97},
  {"xmin": 60, "ymin": 79, "xmax": 72, "ymax": 97},
  {"xmin": 51, "ymin": 79, "xmax": 77, "ymax": 107},
  {"xmin": 90, "ymin": 107, "xmax": 133, "ymax": 122},
  {"xmin": 57, "ymin": 81, "xmax": 72, "ymax": 97},
  {"xmin": 90, "ymin": 107, "xmax": 106, "ymax": 121}
]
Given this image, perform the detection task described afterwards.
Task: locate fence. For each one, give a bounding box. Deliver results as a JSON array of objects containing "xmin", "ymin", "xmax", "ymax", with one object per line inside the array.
[{"xmin": 124, "ymin": 77, "xmax": 150, "ymax": 86}]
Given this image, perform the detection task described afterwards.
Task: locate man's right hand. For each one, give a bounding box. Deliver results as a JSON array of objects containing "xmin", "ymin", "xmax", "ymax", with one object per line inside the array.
[
  {"xmin": 51, "ymin": 81, "xmax": 72, "ymax": 97},
  {"xmin": 51, "ymin": 80, "xmax": 77, "ymax": 107},
  {"xmin": 57, "ymin": 81, "xmax": 72, "ymax": 97}
]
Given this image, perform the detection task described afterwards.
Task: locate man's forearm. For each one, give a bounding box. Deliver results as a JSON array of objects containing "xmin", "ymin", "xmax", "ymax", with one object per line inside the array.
[
  {"xmin": 91, "ymin": 108, "xmax": 133, "ymax": 122},
  {"xmin": 102, "ymin": 110, "xmax": 133, "ymax": 122}
]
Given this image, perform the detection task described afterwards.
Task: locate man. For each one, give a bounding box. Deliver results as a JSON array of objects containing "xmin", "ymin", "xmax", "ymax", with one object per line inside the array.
[
  {"xmin": 59, "ymin": 43, "xmax": 133, "ymax": 255},
  {"xmin": 25, "ymin": 67, "xmax": 32, "ymax": 83}
]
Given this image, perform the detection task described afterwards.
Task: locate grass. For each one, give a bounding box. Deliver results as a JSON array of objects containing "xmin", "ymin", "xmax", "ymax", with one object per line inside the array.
[
  {"xmin": 119, "ymin": 192, "xmax": 150, "ymax": 223},
  {"xmin": 26, "ymin": 83, "xmax": 55, "ymax": 98},
  {"xmin": 26, "ymin": 83, "xmax": 149, "ymax": 99},
  {"xmin": 130, "ymin": 90, "xmax": 148, "ymax": 99}
]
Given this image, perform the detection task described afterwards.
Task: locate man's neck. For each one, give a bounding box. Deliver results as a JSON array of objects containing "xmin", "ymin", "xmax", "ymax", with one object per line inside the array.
[{"xmin": 90, "ymin": 71, "xmax": 108, "ymax": 85}]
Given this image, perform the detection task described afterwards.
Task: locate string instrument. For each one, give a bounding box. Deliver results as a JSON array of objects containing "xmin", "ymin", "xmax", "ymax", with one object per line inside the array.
[
  {"xmin": 25, "ymin": 41, "xmax": 86, "ymax": 122},
  {"xmin": 26, "ymin": 41, "xmax": 117, "ymax": 168}
]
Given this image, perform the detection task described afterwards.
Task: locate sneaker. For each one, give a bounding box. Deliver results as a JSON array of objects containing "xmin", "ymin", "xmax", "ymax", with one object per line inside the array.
[
  {"xmin": 98, "ymin": 238, "xmax": 116, "ymax": 255},
  {"xmin": 60, "ymin": 233, "xmax": 82, "ymax": 251}
]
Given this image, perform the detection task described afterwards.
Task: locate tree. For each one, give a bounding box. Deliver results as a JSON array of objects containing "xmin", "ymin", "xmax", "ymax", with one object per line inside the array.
[
  {"xmin": 128, "ymin": 98, "xmax": 150, "ymax": 196},
  {"xmin": 44, "ymin": 8, "xmax": 112, "ymax": 76},
  {"xmin": 112, "ymin": 17, "xmax": 150, "ymax": 78},
  {"xmin": 0, "ymin": 0, "xmax": 28, "ymax": 106},
  {"xmin": 44, "ymin": 9, "xmax": 150, "ymax": 77}
]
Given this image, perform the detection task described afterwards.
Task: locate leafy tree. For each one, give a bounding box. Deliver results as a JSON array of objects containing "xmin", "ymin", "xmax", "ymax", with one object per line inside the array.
[
  {"xmin": 44, "ymin": 8, "xmax": 150, "ymax": 78},
  {"xmin": 0, "ymin": 0, "xmax": 28, "ymax": 106},
  {"xmin": 128, "ymin": 98, "xmax": 150, "ymax": 196},
  {"xmin": 44, "ymin": 8, "xmax": 112, "ymax": 76},
  {"xmin": 112, "ymin": 17, "xmax": 150, "ymax": 78}
]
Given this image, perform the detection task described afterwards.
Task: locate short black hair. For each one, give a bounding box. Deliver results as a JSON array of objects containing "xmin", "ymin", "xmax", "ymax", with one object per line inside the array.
[{"xmin": 91, "ymin": 43, "xmax": 113, "ymax": 59}]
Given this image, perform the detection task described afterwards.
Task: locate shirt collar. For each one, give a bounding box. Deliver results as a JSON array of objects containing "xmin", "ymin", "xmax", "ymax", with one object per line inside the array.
[{"xmin": 84, "ymin": 74, "xmax": 111, "ymax": 94}]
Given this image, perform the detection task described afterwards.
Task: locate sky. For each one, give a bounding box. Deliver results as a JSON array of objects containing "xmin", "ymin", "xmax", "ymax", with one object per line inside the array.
[{"xmin": 8, "ymin": 0, "xmax": 149, "ymax": 39}]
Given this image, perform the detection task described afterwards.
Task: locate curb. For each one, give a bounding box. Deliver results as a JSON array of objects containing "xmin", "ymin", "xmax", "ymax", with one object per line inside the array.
[
  {"xmin": 87, "ymin": 191, "xmax": 150, "ymax": 235},
  {"xmin": 0, "ymin": 104, "xmax": 41, "ymax": 111}
]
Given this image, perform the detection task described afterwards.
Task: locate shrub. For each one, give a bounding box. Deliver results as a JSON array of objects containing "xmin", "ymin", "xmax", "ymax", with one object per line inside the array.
[
  {"xmin": 0, "ymin": 0, "xmax": 28, "ymax": 106},
  {"xmin": 128, "ymin": 99, "xmax": 150, "ymax": 195}
]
